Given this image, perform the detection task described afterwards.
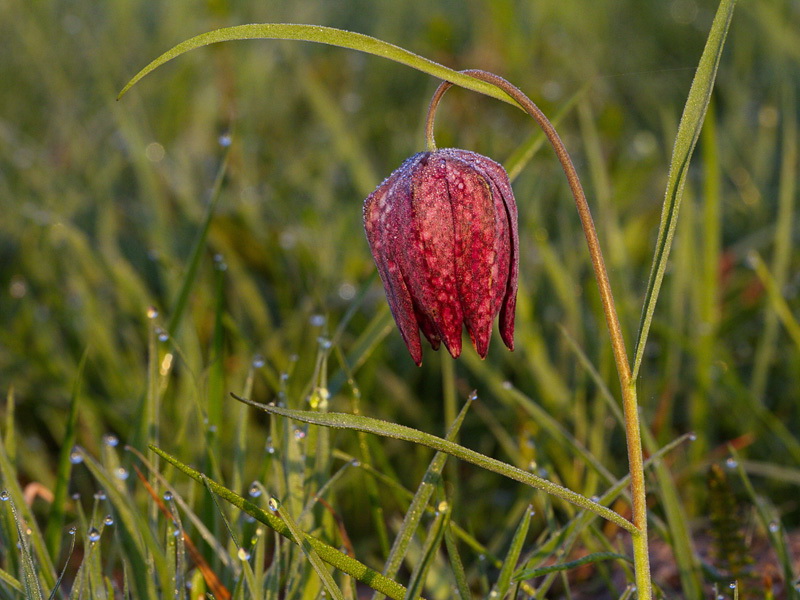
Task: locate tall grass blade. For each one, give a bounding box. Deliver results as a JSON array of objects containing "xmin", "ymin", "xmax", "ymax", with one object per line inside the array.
[
  {"xmin": 515, "ymin": 552, "xmax": 631, "ymax": 580},
  {"xmin": 235, "ymin": 397, "xmax": 636, "ymax": 532},
  {"xmin": 632, "ymin": 0, "xmax": 737, "ymax": 380},
  {"xmin": 373, "ymin": 395, "xmax": 472, "ymax": 600},
  {"xmin": 490, "ymin": 505, "xmax": 533, "ymax": 599},
  {"xmin": 118, "ymin": 25, "xmax": 518, "ymax": 106},
  {"xmin": 269, "ymin": 497, "xmax": 345, "ymax": 600},
  {"xmin": 403, "ymin": 499, "xmax": 449, "ymax": 600}
]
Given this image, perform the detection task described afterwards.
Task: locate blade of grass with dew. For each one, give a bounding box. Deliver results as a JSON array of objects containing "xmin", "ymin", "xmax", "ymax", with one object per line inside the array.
[
  {"xmin": 118, "ymin": 25, "xmax": 518, "ymax": 107},
  {"xmin": 6, "ymin": 498, "xmax": 45, "ymax": 600},
  {"xmin": 751, "ymin": 87, "xmax": 797, "ymax": 400},
  {"xmin": 269, "ymin": 496, "xmax": 345, "ymax": 600},
  {"xmin": 45, "ymin": 349, "xmax": 88, "ymax": 558},
  {"xmin": 78, "ymin": 450, "xmax": 164, "ymax": 600},
  {"xmin": 632, "ymin": 0, "xmax": 737, "ymax": 380},
  {"xmin": 151, "ymin": 445, "xmax": 410, "ymax": 600},
  {"xmin": 403, "ymin": 498, "xmax": 448, "ymax": 600},
  {"xmin": 442, "ymin": 513, "xmax": 471, "ymax": 600},
  {"xmin": 0, "ymin": 429, "xmax": 57, "ymax": 591},
  {"xmin": 235, "ymin": 397, "xmax": 636, "ymax": 532},
  {"xmin": 515, "ymin": 552, "xmax": 631, "ymax": 581},
  {"xmin": 373, "ymin": 394, "xmax": 472, "ymax": 600},
  {"xmin": 201, "ymin": 476, "xmax": 260, "ymax": 599},
  {"xmin": 489, "ymin": 505, "xmax": 533, "ymax": 599}
]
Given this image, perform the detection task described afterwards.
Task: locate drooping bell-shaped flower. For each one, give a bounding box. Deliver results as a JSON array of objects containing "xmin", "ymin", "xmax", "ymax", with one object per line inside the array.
[{"xmin": 363, "ymin": 148, "xmax": 518, "ymax": 365}]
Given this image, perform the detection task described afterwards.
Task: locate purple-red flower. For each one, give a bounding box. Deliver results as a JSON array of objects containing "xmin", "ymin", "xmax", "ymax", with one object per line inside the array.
[{"xmin": 363, "ymin": 148, "xmax": 518, "ymax": 365}]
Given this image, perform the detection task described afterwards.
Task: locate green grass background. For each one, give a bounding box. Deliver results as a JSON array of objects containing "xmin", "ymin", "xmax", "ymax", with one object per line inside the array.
[{"xmin": 0, "ymin": 0, "xmax": 798, "ymax": 598}]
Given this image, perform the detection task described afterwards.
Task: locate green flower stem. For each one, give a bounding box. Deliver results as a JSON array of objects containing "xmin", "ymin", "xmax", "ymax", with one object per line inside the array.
[
  {"xmin": 425, "ymin": 70, "xmax": 651, "ymax": 598},
  {"xmin": 233, "ymin": 395, "xmax": 637, "ymax": 533}
]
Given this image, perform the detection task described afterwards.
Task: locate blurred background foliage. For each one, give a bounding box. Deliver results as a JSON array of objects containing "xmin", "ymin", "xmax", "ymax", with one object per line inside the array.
[{"xmin": 0, "ymin": 0, "xmax": 799, "ymax": 594}]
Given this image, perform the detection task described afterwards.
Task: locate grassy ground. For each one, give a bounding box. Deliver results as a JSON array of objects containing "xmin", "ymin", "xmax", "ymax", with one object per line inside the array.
[{"xmin": 0, "ymin": 0, "xmax": 798, "ymax": 598}]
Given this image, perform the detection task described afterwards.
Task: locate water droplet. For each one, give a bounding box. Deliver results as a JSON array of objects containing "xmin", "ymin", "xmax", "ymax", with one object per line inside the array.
[
  {"xmin": 104, "ymin": 515, "xmax": 114, "ymax": 526},
  {"xmin": 68, "ymin": 526, "xmax": 77, "ymax": 535},
  {"xmin": 310, "ymin": 314, "xmax": 326, "ymax": 327},
  {"xmin": 71, "ymin": 493, "xmax": 81, "ymax": 500},
  {"xmin": 218, "ymin": 133, "xmax": 232, "ymax": 147},
  {"xmin": 88, "ymin": 527, "xmax": 101, "ymax": 542},
  {"xmin": 590, "ymin": 496, "xmax": 600, "ymax": 503},
  {"xmin": 252, "ymin": 355, "xmax": 265, "ymax": 368},
  {"xmin": 244, "ymin": 514, "xmax": 256, "ymax": 523},
  {"xmin": 289, "ymin": 354, "xmax": 299, "ymax": 362},
  {"xmin": 729, "ymin": 582, "xmax": 737, "ymax": 590},
  {"xmin": 265, "ymin": 437, "xmax": 275, "ymax": 454},
  {"xmin": 437, "ymin": 500, "xmax": 448, "ymax": 512},
  {"xmin": 156, "ymin": 328, "xmax": 169, "ymax": 342},
  {"xmin": 294, "ymin": 428, "xmax": 306, "ymax": 440},
  {"xmin": 268, "ymin": 497, "xmax": 279, "ymax": 512},
  {"xmin": 468, "ymin": 391, "xmax": 478, "ymax": 402},
  {"xmin": 0, "ymin": 491, "xmax": 9, "ymax": 501},
  {"xmin": 115, "ymin": 467, "xmax": 129, "ymax": 481},
  {"xmin": 237, "ymin": 547, "xmax": 251, "ymax": 561},
  {"xmin": 207, "ymin": 425, "xmax": 217, "ymax": 433},
  {"xmin": 94, "ymin": 491, "xmax": 107, "ymax": 501},
  {"xmin": 725, "ymin": 457, "xmax": 738, "ymax": 469},
  {"xmin": 147, "ymin": 306, "xmax": 159, "ymax": 319},
  {"xmin": 687, "ymin": 432, "xmax": 697, "ymax": 441},
  {"xmin": 173, "ymin": 526, "xmax": 181, "ymax": 537},
  {"xmin": 317, "ymin": 336, "xmax": 332, "ymax": 350},
  {"xmin": 478, "ymin": 554, "xmax": 486, "ymax": 562},
  {"xmin": 213, "ymin": 254, "xmax": 227, "ymax": 271},
  {"xmin": 248, "ymin": 483, "xmax": 262, "ymax": 498},
  {"xmin": 279, "ymin": 372, "xmax": 289, "ymax": 382},
  {"xmin": 769, "ymin": 521, "xmax": 780, "ymax": 533},
  {"xmin": 350, "ymin": 459, "xmax": 361, "ymax": 467},
  {"xmin": 103, "ymin": 434, "xmax": 119, "ymax": 447},
  {"xmin": 501, "ymin": 381, "xmax": 513, "ymax": 390},
  {"xmin": 69, "ymin": 447, "xmax": 83, "ymax": 464},
  {"xmin": 163, "ymin": 491, "xmax": 173, "ymax": 502}
]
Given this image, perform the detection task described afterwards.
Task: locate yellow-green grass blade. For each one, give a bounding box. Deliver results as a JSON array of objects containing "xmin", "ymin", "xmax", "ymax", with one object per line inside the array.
[
  {"xmin": 118, "ymin": 24, "xmax": 517, "ymax": 107},
  {"xmin": 632, "ymin": 0, "xmax": 737, "ymax": 380}
]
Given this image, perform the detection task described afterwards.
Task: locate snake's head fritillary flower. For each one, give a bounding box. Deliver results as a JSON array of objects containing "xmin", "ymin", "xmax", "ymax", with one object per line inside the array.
[{"xmin": 363, "ymin": 148, "xmax": 518, "ymax": 365}]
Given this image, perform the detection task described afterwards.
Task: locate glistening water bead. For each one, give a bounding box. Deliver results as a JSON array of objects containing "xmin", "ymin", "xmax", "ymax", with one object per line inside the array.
[
  {"xmin": 0, "ymin": 490, "xmax": 9, "ymax": 501},
  {"xmin": 88, "ymin": 528, "xmax": 101, "ymax": 542},
  {"xmin": 69, "ymin": 448, "xmax": 83, "ymax": 464}
]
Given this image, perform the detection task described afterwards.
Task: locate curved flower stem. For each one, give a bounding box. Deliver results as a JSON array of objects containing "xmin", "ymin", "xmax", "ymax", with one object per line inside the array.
[{"xmin": 426, "ymin": 70, "xmax": 651, "ymax": 599}]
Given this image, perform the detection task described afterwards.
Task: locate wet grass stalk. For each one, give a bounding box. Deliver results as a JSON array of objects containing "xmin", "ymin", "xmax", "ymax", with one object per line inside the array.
[{"xmin": 425, "ymin": 70, "xmax": 652, "ymax": 599}]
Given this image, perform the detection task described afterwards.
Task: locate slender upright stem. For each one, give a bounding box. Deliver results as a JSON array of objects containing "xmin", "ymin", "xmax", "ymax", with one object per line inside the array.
[{"xmin": 426, "ymin": 70, "xmax": 651, "ymax": 598}]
